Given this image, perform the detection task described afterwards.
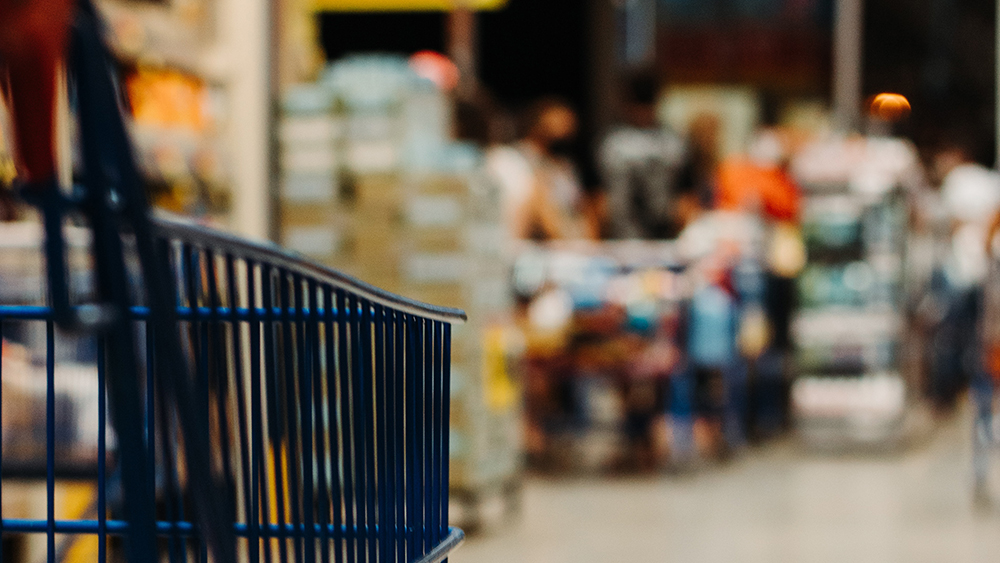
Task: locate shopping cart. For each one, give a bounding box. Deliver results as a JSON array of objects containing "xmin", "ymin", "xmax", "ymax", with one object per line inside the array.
[{"xmin": 0, "ymin": 1, "xmax": 465, "ymax": 562}]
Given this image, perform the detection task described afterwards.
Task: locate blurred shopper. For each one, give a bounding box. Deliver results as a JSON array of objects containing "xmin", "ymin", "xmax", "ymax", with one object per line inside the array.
[
  {"xmin": 486, "ymin": 98, "xmax": 586, "ymax": 240},
  {"xmin": 676, "ymin": 113, "xmax": 722, "ymax": 206},
  {"xmin": 671, "ymin": 185, "xmax": 750, "ymax": 460},
  {"xmin": 715, "ymin": 128, "xmax": 804, "ymax": 435},
  {"xmin": 598, "ymin": 73, "xmax": 686, "ymax": 239},
  {"xmin": 928, "ymin": 139, "xmax": 1000, "ymax": 411}
]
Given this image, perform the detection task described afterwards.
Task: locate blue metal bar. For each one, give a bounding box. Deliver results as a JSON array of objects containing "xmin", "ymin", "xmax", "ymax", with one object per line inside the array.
[
  {"xmin": 281, "ymin": 271, "xmax": 305, "ymax": 563},
  {"xmin": 421, "ymin": 319, "xmax": 433, "ymax": 553},
  {"xmin": 0, "ymin": 304, "xmax": 372, "ymax": 323},
  {"xmin": 187, "ymin": 244, "xmax": 212, "ymax": 563},
  {"xmin": 249, "ymin": 260, "xmax": 275, "ymax": 563},
  {"xmin": 0, "ymin": 518, "xmax": 408, "ymax": 537},
  {"xmin": 206, "ymin": 250, "xmax": 237, "ymax": 519},
  {"xmin": 144, "ymin": 320, "xmax": 156, "ymax": 523},
  {"xmin": 309, "ymin": 280, "xmax": 332, "ymax": 563},
  {"xmin": 226, "ymin": 255, "xmax": 257, "ymax": 563},
  {"xmin": 157, "ymin": 241, "xmax": 185, "ymax": 563},
  {"xmin": 46, "ymin": 320, "xmax": 55, "ymax": 563},
  {"xmin": 393, "ymin": 312, "xmax": 406, "ymax": 563},
  {"xmin": 262, "ymin": 265, "xmax": 290, "ymax": 563},
  {"xmin": 323, "ymin": 285, "xmax": 345, "ymax": 563},
  {"xmin": 359, "ymin": 299, "xmax": 377, "ymax": 563},
  {"xmin": 294, "ymin": 274, "xmax": 317, "ymax": 563},
  {"xmin": 335, "ymin": 289, "xmax": 357, "ymax": 563},
  {"xmin": 350, "ymin": 294, "xmax": 369, "ymax": 563},
  {"xmin": 98, "ymin": 336, "xmax": 107, "ymax": 563},
  {"xmin": 431, "ymin": 321, "xmax": 443, "ymax": 546},
  {"xmin": 151, "ymin": 218, "xmax": 466, "ymax": 325},
  {"xmin": 420, "ymin": 319, "xmax": 431, "ymax": 555},
  {"xmin": 373, "ymin": 304, "xmax": 388, "ymax": 563},
  {"xmin": 405, "ymin": 314, "xmax": 421, "ymax": 561},
  {"xmin": 442, "ymin": 323, "xmax": 452, "ymax": 550}
]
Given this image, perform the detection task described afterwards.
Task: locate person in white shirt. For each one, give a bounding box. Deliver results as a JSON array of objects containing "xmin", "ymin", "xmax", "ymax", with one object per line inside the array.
[
  {"xmin": 929, "ymin": 141, "xmax": 1000, "ymax": 410},
  {"xmin": 485, "ymin": 98, "xmax": 586, "ymax": 241}
]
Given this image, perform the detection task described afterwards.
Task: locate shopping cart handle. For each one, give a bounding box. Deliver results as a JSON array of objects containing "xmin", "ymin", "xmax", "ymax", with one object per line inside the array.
[{"xmin": 16, "ymin": 177, "xmax": 123, "ymax": 331}]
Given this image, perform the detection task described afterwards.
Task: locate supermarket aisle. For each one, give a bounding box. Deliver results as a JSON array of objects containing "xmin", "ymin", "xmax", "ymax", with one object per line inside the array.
[{"xmin": 453, "ymin": 411, "xmax": 1000, "ymax": 563}]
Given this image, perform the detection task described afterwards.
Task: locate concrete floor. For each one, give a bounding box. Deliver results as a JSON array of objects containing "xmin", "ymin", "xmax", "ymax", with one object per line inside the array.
[{"xmin": 453, "ymin": 410, "xmax": 1000, "ymax": 563}]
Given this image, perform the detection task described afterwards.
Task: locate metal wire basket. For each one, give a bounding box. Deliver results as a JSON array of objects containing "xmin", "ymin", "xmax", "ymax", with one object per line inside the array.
[{"xmin": 0, "ymin": 1, "xmax": 465, "ymax": 562}]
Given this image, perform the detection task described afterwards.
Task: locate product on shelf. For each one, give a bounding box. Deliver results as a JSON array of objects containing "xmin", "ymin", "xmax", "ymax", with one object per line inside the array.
[{"xmin": 97, "ymin": 0, "xmax": 233, "ymax": 224}]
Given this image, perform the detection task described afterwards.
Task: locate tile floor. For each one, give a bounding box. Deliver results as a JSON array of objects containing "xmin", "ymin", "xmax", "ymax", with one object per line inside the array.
[{"xmin": 453, "ymin": 409, "xmax": 1000, "ymax": 563}]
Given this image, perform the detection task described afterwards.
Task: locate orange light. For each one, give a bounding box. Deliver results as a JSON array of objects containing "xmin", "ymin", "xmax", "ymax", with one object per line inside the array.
[{"xmin": 869, "ymin": 93, "xmax": 911, "ymax": 122}]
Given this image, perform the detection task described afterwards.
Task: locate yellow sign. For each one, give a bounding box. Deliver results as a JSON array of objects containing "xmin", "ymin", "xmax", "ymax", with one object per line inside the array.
[
  {"xmin": 482, "ymin": 326, "xmax": 518, "ymax": 413},
  {"xmin": 312, "ymin": 0, "xmax": 506, "ymax": 10}
]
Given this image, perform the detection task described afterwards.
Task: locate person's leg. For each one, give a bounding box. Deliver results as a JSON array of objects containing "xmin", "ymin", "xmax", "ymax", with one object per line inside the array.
[
  {"xmin": 754, "ymin": 348, "xmax": 785, "ymax": 436},
  {"xmin": 722, "ymin": 359, "xmax": 749, "ymax": 449},
  {"xmin": 930, "ymin": 281, "xmax": 966, "ymax": 410},
  {"xmin": 668, "ymin": 362, "xmax": 696, "ymax": 465},
  {"xmin": 962, "ymin": 287, "xmax": 994, "ymax": 496},
  {"xmin": 765, "ymin": 273, "xmax": 795, "ymax": 423},
  {"xmin": 972, "ymin": 368, "xmax": 993, "ymax": 496}
]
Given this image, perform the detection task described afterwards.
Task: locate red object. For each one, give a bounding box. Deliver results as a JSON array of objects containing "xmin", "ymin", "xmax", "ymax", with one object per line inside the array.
[
  {"xmin": 0, "ymin": 0, "xmax": 76, "ymax": 183},
  {"xmin": 408, "ymin": 50, "xmax": 459, "ymax": 92}
]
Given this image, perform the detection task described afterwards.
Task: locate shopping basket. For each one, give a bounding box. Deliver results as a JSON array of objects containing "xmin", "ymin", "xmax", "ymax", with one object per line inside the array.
[{"xmin": 0, "ymin": 1, "xmax": 466, "ymax": 562}]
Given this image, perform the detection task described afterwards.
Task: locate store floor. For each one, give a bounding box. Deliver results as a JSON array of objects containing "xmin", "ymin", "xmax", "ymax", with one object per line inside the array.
[{"xmin": 453, "ymin": 407, "xmax": 1000, "ymax": 563}]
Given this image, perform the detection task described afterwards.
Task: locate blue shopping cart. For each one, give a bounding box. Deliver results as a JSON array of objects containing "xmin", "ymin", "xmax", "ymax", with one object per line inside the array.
[{"xmin": 0, "ymin": 2, "xmax": 465, "ymax": 562}]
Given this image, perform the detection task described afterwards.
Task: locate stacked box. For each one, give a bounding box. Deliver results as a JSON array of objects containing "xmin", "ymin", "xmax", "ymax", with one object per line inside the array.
[
  {"xmin": 278, "ymin": 55, "xmax": 523, "ymax": 525},
  {"xmin": 338, "ymin": 168, "xmax": 520, "ymax": 499},
  {"xmin": 278, "ymin": 85, "xmax": 348, "ymax": 265}
]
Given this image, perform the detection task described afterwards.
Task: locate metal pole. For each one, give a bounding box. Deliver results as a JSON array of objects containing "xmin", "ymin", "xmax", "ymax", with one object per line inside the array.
[
  {"xmin": 226, "ymin": 0, "xmax": 273, "ymax": 241},
  {"xmin": 996, "ymin": 0, "xmax": 1000, "ymax": 167},
  {"xmin": 832, "ymin": 0, "xmax": 864, "ymax": 132},
  {"xmin": 590, "ymin": 0, "xmax": 619, "ymax": 158},
  {"xmin": 448, "ymin": 6, "xmax": 478, "ymax": 100}
]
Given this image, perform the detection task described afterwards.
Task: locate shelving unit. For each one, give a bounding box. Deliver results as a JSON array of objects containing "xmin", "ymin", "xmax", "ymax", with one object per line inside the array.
[{"xmin": 792, "ymin": 174, "xmax": 911, "ymax": 448}]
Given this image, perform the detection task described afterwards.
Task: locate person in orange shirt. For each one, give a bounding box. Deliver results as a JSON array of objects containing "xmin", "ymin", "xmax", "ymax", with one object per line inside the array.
[{"xmin": 715, "ymin": 130, "xmax": 801, "ymax": 223}]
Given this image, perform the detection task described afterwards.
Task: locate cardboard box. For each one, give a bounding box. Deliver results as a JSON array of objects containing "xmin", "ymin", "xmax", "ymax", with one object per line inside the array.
[
  {"xmin": 402, "ymin": 252, "xmax": 468, "ymax": 286},
  {"xmin": 279, "ymin": 115, "xmax": 341, "ymax": 145},
  {"xmin": 283, "ymin": 225, "xmax": 343, "ymax": 259},
  {"xmin": 403, "ymin": 226, "xmax": 465, "ymax": 254},
  {"xmin": 280, "ymin": 202, "xmax": 337, "ymax": 228},
  {"xmin": 281, "ymin": 173, "xmax": 338, "ymax": 204},
  {"xmin": 411, "ymin": 173, "xmax": 470, "ymax": 197}
]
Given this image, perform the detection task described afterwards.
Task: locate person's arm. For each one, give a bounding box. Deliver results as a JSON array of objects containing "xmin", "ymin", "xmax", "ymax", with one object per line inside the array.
[
  {"xmin": 0, "ymin": 0, "xmax": 76, "ymax": 184},
  {"xmin": 986, "ymin": 209, "xmax": 1000, "ymax": 256},
  {"xmin": 580, "ymin": 190, "xmax": 606, "ymax": 240},
  {"xmin": 513, "ymin": 175, "xmax": 566, "ymax": 240}
]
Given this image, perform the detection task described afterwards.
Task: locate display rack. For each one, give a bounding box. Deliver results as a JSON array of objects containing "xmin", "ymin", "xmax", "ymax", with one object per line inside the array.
[{"xmin": 790, "ymin": 137, "xmax": 917, "ymax": 449}]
